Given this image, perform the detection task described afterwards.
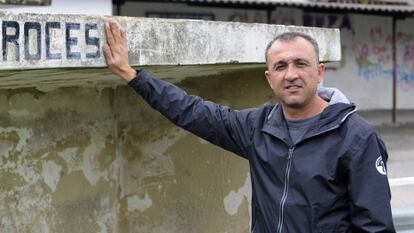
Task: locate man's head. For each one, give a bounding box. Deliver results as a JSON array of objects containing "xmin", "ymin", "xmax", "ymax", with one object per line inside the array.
[
  {"xmin": 265, "ymin": 32, "xmax": 320, "ymax": 67},
  {"xmin": 264, "ymin": 32, "xmax": 326, "ymax": 117}
]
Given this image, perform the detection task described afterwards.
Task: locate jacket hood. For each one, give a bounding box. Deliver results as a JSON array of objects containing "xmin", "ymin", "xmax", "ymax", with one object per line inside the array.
[
  {"xmin": 318, "ymin": 87, "xmax": 350, "ymax": 105},
  {"xmin": 317, "ymin": 87, "xmax": 356, "ymax": 130}
]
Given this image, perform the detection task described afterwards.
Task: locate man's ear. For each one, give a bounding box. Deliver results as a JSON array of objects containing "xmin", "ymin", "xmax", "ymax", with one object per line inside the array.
[
  {"xmin": 265, "ymin": 70, "xmax": 273, "ymax": 89},
  {"xmin": 317, "ymin": 63, "xmax": 325, "ymax": 83}
]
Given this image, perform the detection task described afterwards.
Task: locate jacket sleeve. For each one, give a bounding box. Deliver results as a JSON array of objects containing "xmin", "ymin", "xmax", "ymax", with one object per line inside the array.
[
  {"xmin": 127, "ymin": 69, "xmax": 255, "ymax": 159},
  {"xmin": 348, "ymin": 131, "xmax": 396, "ymax": 232}
]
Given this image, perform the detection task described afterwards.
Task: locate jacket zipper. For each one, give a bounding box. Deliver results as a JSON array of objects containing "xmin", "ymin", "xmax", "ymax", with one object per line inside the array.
[
  {"xmin": 276, "ymin": 147, "xmax": 295, "ymax": 233},
  {"xmin": 275, "ymin": 123, "xmax": 340, "ymax": 233},
  {"xmin": 271, "ymin": 109, "xmax": 356, "ymax": 232}
]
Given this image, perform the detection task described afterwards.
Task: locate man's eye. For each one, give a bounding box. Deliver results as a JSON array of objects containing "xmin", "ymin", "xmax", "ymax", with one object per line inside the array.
[
  {"xmin": 274, "ymin": 65, "xmax": 285, "ymax": 71},
  {"xmin": 296, "ymin": 62, "xmax": 308, "ymax": 67}
]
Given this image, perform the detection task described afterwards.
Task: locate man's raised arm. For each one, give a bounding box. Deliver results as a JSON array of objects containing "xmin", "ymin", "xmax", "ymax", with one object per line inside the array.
[{"xmin": 101, "ymin": 20, "xmax": 255, "ymax": 159}]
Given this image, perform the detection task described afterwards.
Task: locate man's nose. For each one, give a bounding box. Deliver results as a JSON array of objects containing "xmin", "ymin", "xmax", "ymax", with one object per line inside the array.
[{"xmin": 284, "ymin": 65, "xmax": 299, "ymax": 81}]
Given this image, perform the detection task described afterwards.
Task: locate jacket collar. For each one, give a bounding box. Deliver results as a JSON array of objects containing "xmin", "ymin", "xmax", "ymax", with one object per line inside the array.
[
  {"xmin": 262, "ymin": 104, "xmax": 291, "ymax": 144},
  {"xmin": 261, "ymin": 87, "xmax": 356, "ymax": 143}
]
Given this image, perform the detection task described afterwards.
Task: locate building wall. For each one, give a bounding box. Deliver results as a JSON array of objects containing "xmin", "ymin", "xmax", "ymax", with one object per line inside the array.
[
  {"xmin": 120, "ymin": 2, "xmax": 414, "ymax": 110},
  {"xmin": 0, "ymin": 68, "xmax": 272, "ymax": 233},
  {"xmin": 396, "ymin": 17, "xmax": 414, "ymax": 109},
  {"xmin": 314, "ymin": 13, "xmax": 393, "ymax": 110}
]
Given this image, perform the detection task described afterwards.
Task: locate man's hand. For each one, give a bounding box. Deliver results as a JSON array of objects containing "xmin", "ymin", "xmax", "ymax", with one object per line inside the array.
[{"xmin": 103, "ymin": 20, "xmax": 136, "ymax": 82}]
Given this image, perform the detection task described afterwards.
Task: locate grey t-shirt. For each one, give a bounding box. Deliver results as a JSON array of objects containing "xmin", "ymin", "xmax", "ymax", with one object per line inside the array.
[{"xmin": 286, "ymin": 113, "xmax": 321, "ymax": 144}]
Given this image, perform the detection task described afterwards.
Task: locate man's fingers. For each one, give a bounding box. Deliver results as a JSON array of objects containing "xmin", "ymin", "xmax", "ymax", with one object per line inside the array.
[
  {"xmin": 105, "ymin": 21, "xmax": 115, "ymax": 46},
  {"xmin": 121, "ymin": 29, "xmax": 127, "ymax": 47},
  {"xmin": 109, "ymin": 20, "xmax": 122, "ymax": 44},
  {"xmin": 103, "ymin": 43, "xmax": 114, "ymax": 65}
]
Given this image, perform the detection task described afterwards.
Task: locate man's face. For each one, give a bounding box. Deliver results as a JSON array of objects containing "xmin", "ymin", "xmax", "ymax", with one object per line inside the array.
[{"xmin": 265, "ymin": 37, "xmax": 325, "ymax": 110}]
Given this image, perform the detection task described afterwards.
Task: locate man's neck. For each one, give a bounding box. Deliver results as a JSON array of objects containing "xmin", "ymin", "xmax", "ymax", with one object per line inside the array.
[{"xmin": 283, "ymin": 96, "xmax": 328, "ymax": 120}]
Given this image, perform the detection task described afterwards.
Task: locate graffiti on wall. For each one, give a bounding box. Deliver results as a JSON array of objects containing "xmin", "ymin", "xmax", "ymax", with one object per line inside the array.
[
  {"xmin": 399, "ymin": 43, "xmax": 414, "ymax": 91},
  {"xmin": 347, "ymin": 43, "xmax": 414, "ymax": 91},
  {"xmin": 340, "ymin": 23, "xmax": 414, "ymax": 91}
]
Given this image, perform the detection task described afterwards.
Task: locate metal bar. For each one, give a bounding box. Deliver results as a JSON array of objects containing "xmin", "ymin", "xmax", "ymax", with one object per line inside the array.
[{"xmin": 392, "ymin": 16, "xmax": 397, "ymax": 124}]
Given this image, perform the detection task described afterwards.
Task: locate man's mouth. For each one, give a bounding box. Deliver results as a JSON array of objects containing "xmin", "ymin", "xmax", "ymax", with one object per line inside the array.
[{"xmin": 285, "ymin": 85, "xmax": 302, "ymax": 90}]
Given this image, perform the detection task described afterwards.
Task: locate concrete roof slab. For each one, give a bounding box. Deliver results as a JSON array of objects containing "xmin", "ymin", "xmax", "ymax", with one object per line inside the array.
[{"xmin": 0, "ymin": 11, "xmax": 341, "ymax": 89}]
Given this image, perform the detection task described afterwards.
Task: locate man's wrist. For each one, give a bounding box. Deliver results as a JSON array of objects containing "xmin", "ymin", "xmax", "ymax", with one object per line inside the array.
[{"xmin": 121, "ymin": 67, "xmax": 137, "ymax": 82}]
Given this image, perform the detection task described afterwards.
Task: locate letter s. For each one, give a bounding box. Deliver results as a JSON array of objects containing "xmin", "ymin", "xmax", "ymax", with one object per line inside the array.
[{"xmin": 85, "ymin": 23, "xmax": 100, "ymax": 59}]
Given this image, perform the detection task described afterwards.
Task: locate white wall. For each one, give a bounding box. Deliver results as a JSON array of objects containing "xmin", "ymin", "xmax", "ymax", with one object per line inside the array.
[
  {"xmin": 0, "ymin": 0, "xmax": 112, "ymax": 15},
  {"xmin": 396, "ymin": 18, "xmax": 414, "ymax": 109},
  {"xmin": 323, "ymin": 14, "xmax": 394, "ymax": 110}
]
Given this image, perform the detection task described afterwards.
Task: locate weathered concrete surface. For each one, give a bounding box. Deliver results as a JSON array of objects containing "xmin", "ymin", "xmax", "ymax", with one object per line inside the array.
[
  {"xmin": 0, "ymin": 64, "xmax": 264, "ymax": 90},
  {"xmin": 0, "ymin": 11, "xmax": 340, "ymax": 88},
  {"xmin": 0, "ymin": 67, "xmax": 270, "ymax": 233}
]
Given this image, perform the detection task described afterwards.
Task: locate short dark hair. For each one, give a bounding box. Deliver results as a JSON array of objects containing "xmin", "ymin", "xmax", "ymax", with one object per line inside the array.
[{"xmin": 265, "ymin": 32, "xmax": 320, "ymax": 64}]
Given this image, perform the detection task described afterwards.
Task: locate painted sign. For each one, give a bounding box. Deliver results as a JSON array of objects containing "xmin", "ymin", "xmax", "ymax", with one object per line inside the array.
[
  {"xmin": 0, "ymin": 12, "xmax": 105, "ymax": 70},
  {"xmin": 2, "ymin": 21, "xmax": 100, "ymax": 62}
]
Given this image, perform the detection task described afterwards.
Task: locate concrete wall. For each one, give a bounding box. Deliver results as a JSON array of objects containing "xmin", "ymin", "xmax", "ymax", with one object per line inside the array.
[
  {"xmin": 120, "ymin": 2, "xmax": 414, "ymax": 110},
  {"xmin": 0, "ymin": 67, "xmax": 271, "ymax": 233}
]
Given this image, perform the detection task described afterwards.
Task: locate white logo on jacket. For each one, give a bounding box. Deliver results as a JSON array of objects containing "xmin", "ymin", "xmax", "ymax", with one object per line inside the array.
[{"xmin": 375, "ymin": 156, "xmax": 387, "ymax": 175}]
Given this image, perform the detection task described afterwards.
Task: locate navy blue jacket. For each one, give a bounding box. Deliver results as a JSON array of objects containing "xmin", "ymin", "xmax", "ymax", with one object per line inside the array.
[{"xmin": 129, "ymin": 70, "xmax": 395, "ymax": 233}]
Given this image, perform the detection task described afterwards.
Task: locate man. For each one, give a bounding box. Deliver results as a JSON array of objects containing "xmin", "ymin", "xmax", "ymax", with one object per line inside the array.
[{"xmin": 103, "ymin": 20, "xmax": 395, "ymax": 232}]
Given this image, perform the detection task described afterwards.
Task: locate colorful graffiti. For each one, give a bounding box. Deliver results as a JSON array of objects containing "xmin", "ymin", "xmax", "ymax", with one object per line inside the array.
[
  {"xmin": 343, "ymin": 42, "xmax": 391, "ymax": 65},
  {"xmin": 339, "ymin": 21, "xmax": 414, "ymax": 92},
  {"xmin": 399, "ymin": 65, "xmax": 414, "ymax": 91},
  {"xmin": 356, "ymin": 62, "xmax": 414, "ymax": 91},
  {"xmin": 404, "ymin": 45, "xmax": 414, "ymax": 61}
]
